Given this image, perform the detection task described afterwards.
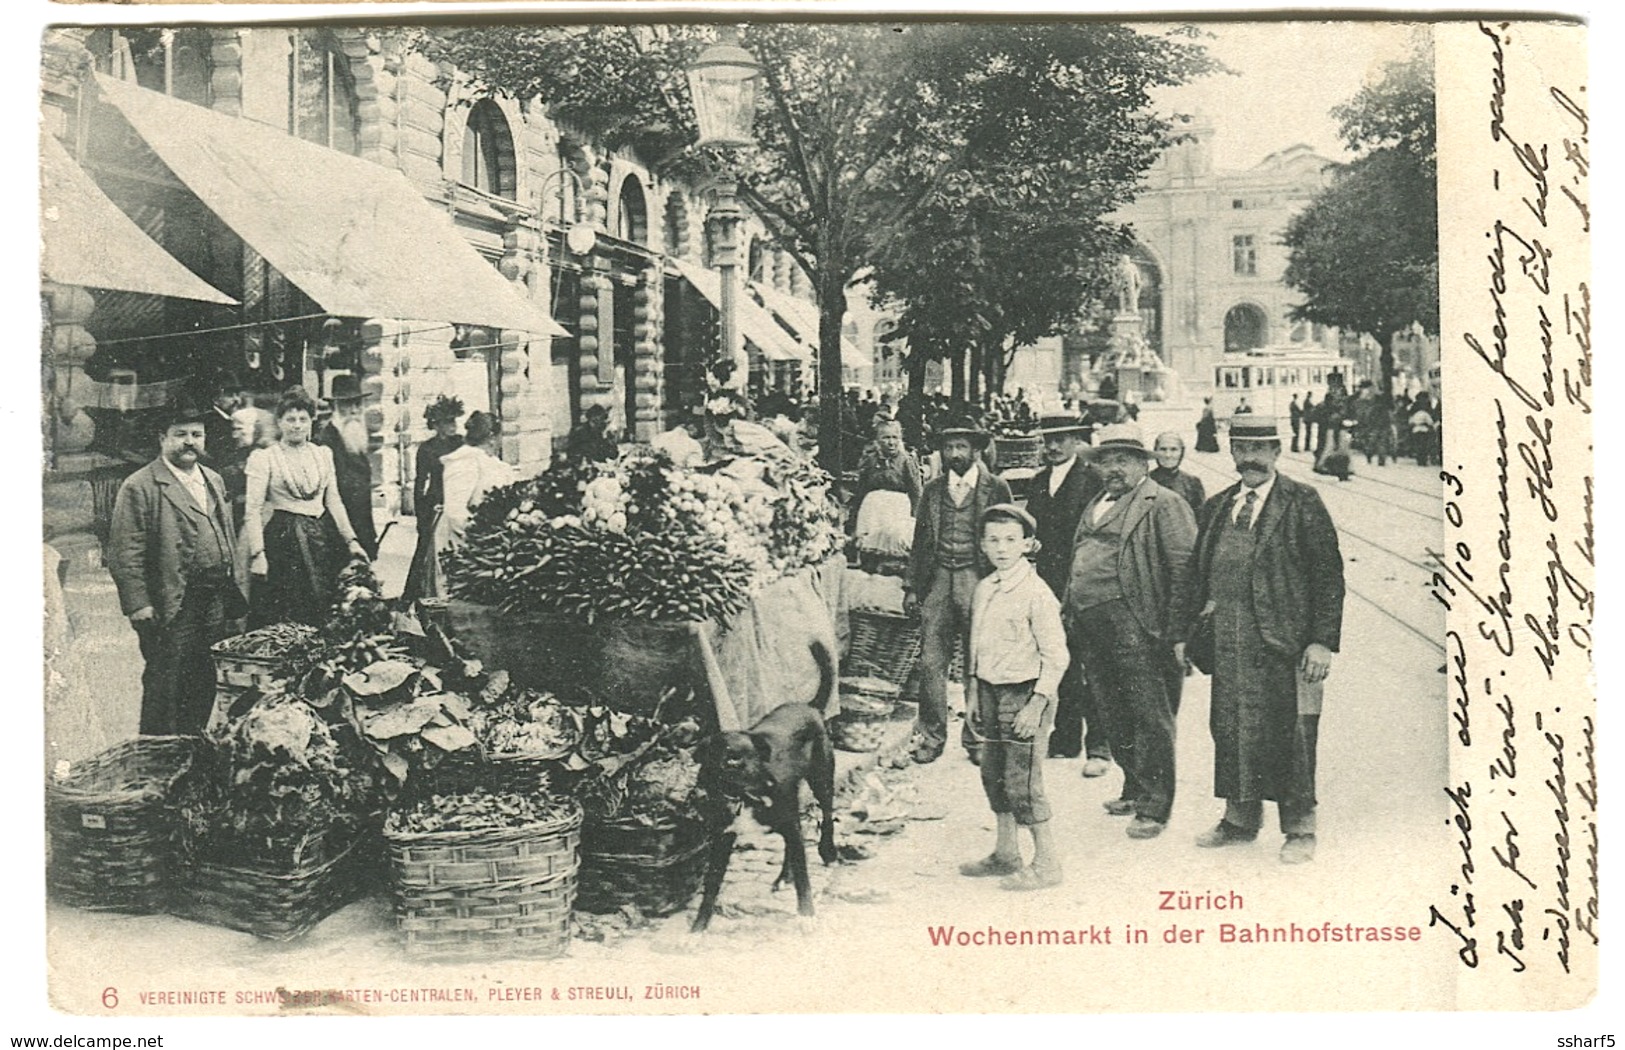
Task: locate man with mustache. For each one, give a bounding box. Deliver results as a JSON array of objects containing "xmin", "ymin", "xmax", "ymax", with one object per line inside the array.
[
  {"xmin": 316, "ymin": 374, "xmax": 379, "ymax": 559},
  {"xmin": 904, "ymin": 419, "xmax": 1011, "ymax": 764},
  {"xmin": 1188, "ymin": 415, "xmax": 1345, "ymax": 864},
  {"xmin": 108, "ymin": 395, "xmax": 247, "ymax": 735},
  {"xmin": 1064, "ymin": 424, "xmax": 1196, "ymax": 839}
]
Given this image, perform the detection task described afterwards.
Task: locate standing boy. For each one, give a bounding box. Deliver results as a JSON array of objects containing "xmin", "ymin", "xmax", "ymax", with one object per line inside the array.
[{"xmin": 958, "ymin": 504, "xmax": 1069, "ymax": 891}]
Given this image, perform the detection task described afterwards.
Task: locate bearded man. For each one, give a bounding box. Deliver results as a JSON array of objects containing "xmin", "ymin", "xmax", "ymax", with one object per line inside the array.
[{"xmin": 316, "ymin": 374, "xmax": 379, "ymax": 559}]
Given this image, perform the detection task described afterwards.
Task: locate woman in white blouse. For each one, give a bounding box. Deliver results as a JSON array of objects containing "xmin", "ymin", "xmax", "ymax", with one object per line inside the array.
[
  {"xmin": 244, "ymin": 387, "xmax": 368, "ymax": 626},
  {"xmin": 434, "ymin": 411, "xmax": 517, "ymax": 584}
]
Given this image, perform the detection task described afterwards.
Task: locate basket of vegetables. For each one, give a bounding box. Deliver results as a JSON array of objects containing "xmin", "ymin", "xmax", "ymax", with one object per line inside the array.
[
  {"xmin": 47, "ymin": 736, "xmax": 200, "ymax": 913},
  {"xmin": 211, "ymin": 623, "xmax": 321, "ymax": 696},
  {"xmin": 574, "ymin": 724, "xmax": 725, "ymax": 917},
  {"xmin": 384, "ymin": 791, "xmax": 582, "ymax": 959},
  {"xmin": 170, "ymin": 695, "xmax": 385, "ymax": 939},
  {"xmin": 829, "ymin": 691, "xmax": 894, "ymax": 753}
]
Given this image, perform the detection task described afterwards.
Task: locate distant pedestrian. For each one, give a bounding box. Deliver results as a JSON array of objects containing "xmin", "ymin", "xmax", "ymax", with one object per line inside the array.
[
  {"xmin": 437, "ymin": 410, "xmax": 519, "ymax": 556},
  {"xmin": 402, "ymin": 395, "xmax": 464, "ymax": 603},
  {"xmin": 1150, "ymin": 432, "xmax": 1206, "ymax": 517},
  {"xmin": 1288, "ymin": 394, "xmax": 1303, "ymax": 453},
  {"xmin": 1188, "ymin": 414, "xmax": 1345, "ymax": 864},
  {"xmin": 107, "ymin": 395, "xmax": 247, "ymax": 735},
  {"xmin": 1194, "ymin": 398, "xmax": 1220, "ymax": 453}
]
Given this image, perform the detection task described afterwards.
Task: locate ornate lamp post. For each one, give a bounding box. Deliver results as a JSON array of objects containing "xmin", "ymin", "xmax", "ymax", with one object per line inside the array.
[{"xmin": 686, "ymin": 27, "xmax": 761, "ymax": 397}]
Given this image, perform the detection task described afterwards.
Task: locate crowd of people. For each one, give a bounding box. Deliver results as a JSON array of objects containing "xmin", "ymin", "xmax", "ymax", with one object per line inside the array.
[{"xmin": 842, "ymin": 404, "xmax": 1346, "ymax": 889}]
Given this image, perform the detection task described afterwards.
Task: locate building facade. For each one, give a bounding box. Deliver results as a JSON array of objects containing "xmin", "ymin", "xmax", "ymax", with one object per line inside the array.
[{"xmin": 41, "ymin": 26, "xmax": 829, "ymax": 557}]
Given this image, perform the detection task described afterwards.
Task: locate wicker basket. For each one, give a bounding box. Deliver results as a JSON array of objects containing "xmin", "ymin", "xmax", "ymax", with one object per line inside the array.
[
  {"xmin": 210, "ymin": 625, "xmax": 321, "ymax": 693},
  {"xmin": 577, "ymin": 814, "xmax": 715, "ymax": 917},
  {"xmin": 47, "ymin": 736, "xmax": 199, "ymax": 913},
  {"xmin": 170, "ymin": 832, "xmax": 381, "ymax": 940},
  {"xmin": 994, "ymin": 435, "xmax": 1043, "ymax": 470},
  {"xmin": 385, "ymin": 802, "xmax": 582, "ymax": 959},
  {"xmin": 846, "ymin": 609, "xmax": 922, "ymax": 686},
  {"xmin": 830, "ymin": 692, "xmax": 895, "ymax": 753},
  {"xmin": 856, "ymin": 549, "xmax": 910, "ymax": 577}
]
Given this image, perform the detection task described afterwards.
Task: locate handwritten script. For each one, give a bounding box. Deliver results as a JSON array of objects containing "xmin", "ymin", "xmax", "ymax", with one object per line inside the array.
[{"xmin": 1428, "ymin": 22, "xmax": 1593, "ymax": 1000}]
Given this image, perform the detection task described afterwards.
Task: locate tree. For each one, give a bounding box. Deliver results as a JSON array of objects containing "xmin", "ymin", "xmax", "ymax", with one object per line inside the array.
[
  {"xmin": 1282, "ymin": 34, "xmax": 1437, "ymax": 401},
  {"xmin": 418, "ymin": 23, "xmax": 1213, "ymax": 472}
]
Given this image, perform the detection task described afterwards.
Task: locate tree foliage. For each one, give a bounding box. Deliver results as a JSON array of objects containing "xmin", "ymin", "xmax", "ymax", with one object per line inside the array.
[
  {"xmin": 1283, "ymin": 32, "xmax": 1437, "ymax": 396},
  {"xmin": 417, "ymin": 23, "xmax": 1214, "ymax": 468}
]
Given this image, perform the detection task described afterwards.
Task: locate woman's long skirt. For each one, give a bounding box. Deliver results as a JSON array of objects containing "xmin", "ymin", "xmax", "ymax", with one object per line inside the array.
[{"xmin": 253, "ymin": 509, "xmax": 344, "ymax": 627}]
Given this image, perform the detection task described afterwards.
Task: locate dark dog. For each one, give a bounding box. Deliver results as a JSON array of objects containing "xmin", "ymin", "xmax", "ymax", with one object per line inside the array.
[{"xmin": 691, "ymin": 641, "xmax": 839, "ymax": 932}]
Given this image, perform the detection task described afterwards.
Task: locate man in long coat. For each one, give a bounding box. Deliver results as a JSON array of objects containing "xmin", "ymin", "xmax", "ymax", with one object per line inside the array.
[
  {"xmin": 1025, "ymin": 415, "xmax": 1109, "ymax": 773},
  {"xmin": 108, "ymin": 396, "xmax": 247, "ymax": 735},
  {"xmin": 316, "ymin": 374, "xmax": 379, "ymax": 559},
  {"xmin": 904, "ymin": 422, "xmax": 1011, "ymax": 764},
  {"xmin": 1188, "ymin": 414, "xmax": 1345, "ymax": 864}
]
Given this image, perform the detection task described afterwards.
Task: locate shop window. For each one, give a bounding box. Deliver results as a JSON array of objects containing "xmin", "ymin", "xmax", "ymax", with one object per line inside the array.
[
  {"xmin": 243, "ymin": 29, "xmax": 359, "ymax": 154},
  {"xmin": 461, "ymin": 100, "xmax": 516, "ymax": 199},
  {"xmin": 1231, "ymin": 234, "xmax": 1258, "ymax": 276}
]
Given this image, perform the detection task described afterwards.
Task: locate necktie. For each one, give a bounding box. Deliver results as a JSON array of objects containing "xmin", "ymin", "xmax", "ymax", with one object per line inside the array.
[{"xmin": 1236, "ymin": 489, "xmax": 1259, "ymax": 530}]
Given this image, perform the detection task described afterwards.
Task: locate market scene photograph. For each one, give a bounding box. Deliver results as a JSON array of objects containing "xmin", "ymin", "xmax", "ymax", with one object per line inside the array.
[{"xmin": 39, "ymin": 18, "xmax": 1452, "ymax": 1014}]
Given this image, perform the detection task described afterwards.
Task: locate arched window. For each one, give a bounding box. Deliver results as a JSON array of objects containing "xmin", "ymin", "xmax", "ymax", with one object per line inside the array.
[
  {"xmin": 461, "ymin": 100, "xmax": 517, "ymax": 199},
  {"xmin": 615, "ymin": 176, "xmax": 649, "ymax": 245},
  {"xmin": 1224, "ymin": 304, "xmax": 1268, "ymax": 353}
]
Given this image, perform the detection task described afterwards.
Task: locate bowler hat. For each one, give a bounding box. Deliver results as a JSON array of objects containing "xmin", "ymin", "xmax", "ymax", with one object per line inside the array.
[
  {"xmin": 1035, "ymin": 414, "xmax": 1091, "ymax": 437},
  {"xmin": 329, "ymin": 374, "xmax": 364, "ymax": 402},
  {"xmin": 1092, "ymin": 423, "xmax": 1153, "ymax": 459},
  {"xmin": 1228, "ymin": 415, "xmax": 1281, "ymax": 441},
  {"xmin": 934, "ymin": 420, "xmax": 991, "ymax": 450},
  {"xmin": 156, "ymin": 392, "xmax": 213, "ymax": 432}
]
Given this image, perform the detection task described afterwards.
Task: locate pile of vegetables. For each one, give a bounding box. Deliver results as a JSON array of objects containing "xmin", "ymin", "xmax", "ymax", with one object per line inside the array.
[
  {"xmin": 178, "ymin": 689, "xmax": 379, "ymax": 868},
  {"xmin": 442, "ymin": 442, "xmax": 842, "ymax": 624},
  {"xmin": 385, "ymin": 789, "xmax": 578, "ymax": 837}
]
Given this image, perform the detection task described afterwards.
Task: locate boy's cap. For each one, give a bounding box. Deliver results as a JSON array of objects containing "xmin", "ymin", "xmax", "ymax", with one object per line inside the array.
[{"xmin": 981, "ymin": 502, "xmax": 1037, "ymax": 537}]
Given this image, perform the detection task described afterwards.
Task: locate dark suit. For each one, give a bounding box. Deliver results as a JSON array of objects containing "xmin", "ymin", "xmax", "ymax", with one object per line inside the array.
[
  {"xmin": 318, "ymin": 421, "xmax": 379, "ymax": 558},
  {"xmin": 108, "ymin": 459, "xmax": 245, "ymax": 735},
  {"xmin": 1026, "ymin": 458, "xmax": 1107, "ymax": 760},
  {"xmin": 1190, "ymin": 473, "xmax": 1344, "ymax": 834},
  {"xmin": 1064, "ymin": 477, "xmax": 1196, "ymax": 824},
  {"xmin": 906, "ymin": 464, "xmax": 1012, "ymax": 754}
]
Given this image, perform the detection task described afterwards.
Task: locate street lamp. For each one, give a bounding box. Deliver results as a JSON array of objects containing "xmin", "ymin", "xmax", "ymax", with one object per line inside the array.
[{"xmin": 686, "ymin": 27, "xmax": 761, "ymax": 399}]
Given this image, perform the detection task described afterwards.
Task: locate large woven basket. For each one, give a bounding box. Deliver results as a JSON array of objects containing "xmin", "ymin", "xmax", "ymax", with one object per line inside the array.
[
  {"xmin": 830, "ymin": 691, "xmax": 895, "ymax": 753},
  {"xmin": 846, "ymin": 609, "xmax": 922, "ymax": 686},
  {"xmin": 385, "ymin": 802, "xmax": 582, "ymax": 959},
  {"xmin": 577, "ymin": 814, "xmax": 715, "ymax": 918},
  {"xmin": 994, "ymin": 434, "xmax": 1043, "ymax": 470},
  {"xmin": 170, "ymin": 832, "xmax": 381, "ymax": 940},
  {"xmin": 47, "ymin": 736, "xmax": 199, "ymax": 913}
]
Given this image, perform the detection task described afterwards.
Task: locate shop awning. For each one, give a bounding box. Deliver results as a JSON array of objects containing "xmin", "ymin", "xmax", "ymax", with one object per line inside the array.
[
  {"xmin": 750, "ymin": 282, "xmax": 861, "ymax": 361},
  {"xmin": 674, "ymin": 260, "xmax": 809, "ymax": 363},
  {"xmin": 93, "ymin": 74, "xmax": 566, "ymax": 337},
  {"xmin": 40, "ymin": 133, "xmax": 237, "ymax": 304}
]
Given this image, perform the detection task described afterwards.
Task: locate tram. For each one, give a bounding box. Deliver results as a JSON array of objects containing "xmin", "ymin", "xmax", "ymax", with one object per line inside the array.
[{"xmin": 1210, "ymin": 346, "xmax": 1359, "ymax": 419}]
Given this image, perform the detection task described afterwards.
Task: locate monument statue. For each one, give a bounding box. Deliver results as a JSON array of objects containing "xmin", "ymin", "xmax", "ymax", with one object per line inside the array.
[{"xmin": 1114, "ymin": 254, "xmax": 1142, "ymax": 316}]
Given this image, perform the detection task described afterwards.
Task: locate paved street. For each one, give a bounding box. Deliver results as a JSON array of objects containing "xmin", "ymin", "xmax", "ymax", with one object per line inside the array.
[{"xmin": 45, "ymin": 403, "xmax": 1453, "ymax": 1013}]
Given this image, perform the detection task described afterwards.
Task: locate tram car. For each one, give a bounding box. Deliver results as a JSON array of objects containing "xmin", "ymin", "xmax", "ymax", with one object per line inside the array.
[{"xmin": 1210, "ymin": 346, "xmax": 1360, "ymax": 420}]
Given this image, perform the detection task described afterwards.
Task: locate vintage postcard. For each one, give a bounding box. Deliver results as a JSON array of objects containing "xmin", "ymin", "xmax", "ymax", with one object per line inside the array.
[{"xmin": 22, "ymin": 4, "xmax": 1599, "ymax": 1041}]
